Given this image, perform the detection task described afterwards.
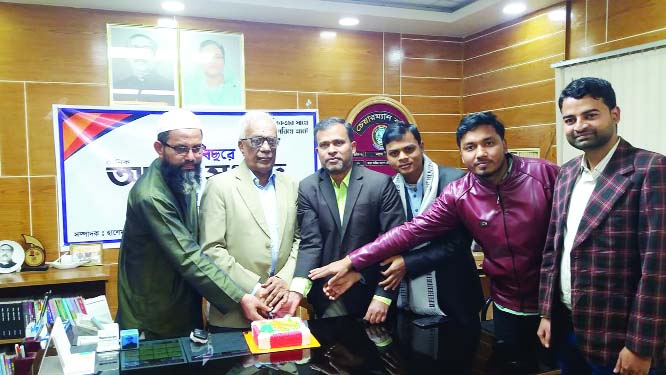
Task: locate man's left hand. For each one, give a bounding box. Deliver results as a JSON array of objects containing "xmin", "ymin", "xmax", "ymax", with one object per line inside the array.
[
  {"xmin": 379, "ymin": 255, "xmax": 406, "ymax": 291},
  {"xmin": 261, "ymin": 276, "xmax": 288, "ymax": 308},
  {"xmin": 614, "ymin": 346, "xmax": 651, "ymax": 375},
  {"xmin": 240, "ymin": 293, "xmax": 271, "ymax": 321},
  {"xmin": 364, "ymin": 299, "xmax": 389, "ymax": 324}
]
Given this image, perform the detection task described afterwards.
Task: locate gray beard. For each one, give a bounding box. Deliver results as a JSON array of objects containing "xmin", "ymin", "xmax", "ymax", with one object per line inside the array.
[
  {"xmin": 160, "ymin": 161, "xmax": 202, "ymax": 195},
  {"xmin": 180, "ymin": 170, "xmax": 200, "ymax": 194}
]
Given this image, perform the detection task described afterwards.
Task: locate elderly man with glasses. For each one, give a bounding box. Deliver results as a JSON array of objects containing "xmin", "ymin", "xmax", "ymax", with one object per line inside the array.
[
  {"xmin": 116, "ymin": 109, "xmax": 269, "ymax": 339},
  {"xmin": 198, "ymin": 110, "xmax": 300, "ymax": 330}
]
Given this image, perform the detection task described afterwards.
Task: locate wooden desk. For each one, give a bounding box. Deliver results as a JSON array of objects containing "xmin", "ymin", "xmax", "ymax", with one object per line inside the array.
[{"xmin": 0, "ymin": 266, "xmax": 111, "ymax": 344}]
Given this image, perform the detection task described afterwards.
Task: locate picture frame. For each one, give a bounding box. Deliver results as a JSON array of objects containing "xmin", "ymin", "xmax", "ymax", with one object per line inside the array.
[
  {"xmin": 180, "ymin": 29, "xmax": 245, "ymax": 109},
  {"xmin": 0, "ymin": 240, "xmax": 25, "ymax": 274},
  {"xmin": 107, "ymin": 24, "xmax": 179, "ymax": 106},
  {"xmin": 69, "ymin": 242, "xmax": 103, "ymax": 266}
]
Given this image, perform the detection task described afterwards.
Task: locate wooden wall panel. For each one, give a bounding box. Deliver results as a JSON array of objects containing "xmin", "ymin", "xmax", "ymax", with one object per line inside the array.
[
  {"xmin": 464, "ymin": 6, "xmax": 566, "ymax": 59},
  {"xmin": 492, "ymin": 102, "xmax": 555, "ymax": 128},
  {"xmin": 505, "ymin": 124, "xmax": 556, "ymax": 158},
  {"xmin": 464, "ymin": 32, "xmax": 564, "ymax": 77},
  {"xmin": 401, "ymin": 77, "xmax": 461, "ymax": 96},
  {"xmin": 585, "ymin": 0, "xmax": 608, "ymax": 48},
  {"xmin": 413, "ymin": 114, "xmax": 460, "ymax": 132},
  {"xmin": 383, "ymin": 33, "xmax": 402, "ymax": 95},
  {"xmin": 244, "ymin": 25, "xmax": 384, "ymax": 93},
  {"xmin": 246, "ymin": 91, "xmax": 297, "ymax": 110},
  {"xmin": 0, "ymin": 178, "xmax": 30, "ymax": 243},
  {"xmin": 402, "ymin": 38, "xmax": 463, "ymax": 59},
  {"xmin": 30, "ymin": 176, "xmax": 59, "ymax": 261},
  {"xmin": 318, "ymin": 94, "xmax": 377, "ymax": 120},
  {"xmin": 401, "ymin": 96, "xmax": 460, "ymax": 114},
  {"xmin": 26, "ymin": 83, "xmax": 108, "ymax": 176},
  {"xmin": 463, "ymin": 54, "xmax": 561, "ymax": 95},
  {"xmin": 428, "ymin": 150, "xmax": 463, "ymax": 168},
  {"xmin": 568, "ymin": 0, "xmax": 588, "ymax": 58},
  {"xmin": 569, "ymin": 0, "xmax": 666, "ymax": 59},
  {"xmin": 608, "ymin": 1, "xmax": 666, "ymax": 42},
  {"xmin": 0, "ymin": 82, "xmax": 27, "ymax": 176},
  {"xmin": 402, "ymin": 59, "xmax": 461, "ymax": 78},
  {"xmin": 297, "ymin": 93, "xmax": 318, "ymax": 110},
  {"xmin": 420, "ymin": 133, "xmax": 457, "ymax": 150},
  {"xmin": 464, "ymin": 79, "xmax": 554, "ymax": 114}
]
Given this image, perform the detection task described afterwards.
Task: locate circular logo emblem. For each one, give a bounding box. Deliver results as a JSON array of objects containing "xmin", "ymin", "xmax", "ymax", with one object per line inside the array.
[{"xmin": 372, "ymin": 125, "xmax": 387, "ymax": 150}]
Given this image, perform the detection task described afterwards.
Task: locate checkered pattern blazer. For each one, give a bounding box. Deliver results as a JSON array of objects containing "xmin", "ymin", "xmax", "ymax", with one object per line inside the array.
[{"xmin": 539, "ymin": 138, "xmax": 666, "ymax": 367}]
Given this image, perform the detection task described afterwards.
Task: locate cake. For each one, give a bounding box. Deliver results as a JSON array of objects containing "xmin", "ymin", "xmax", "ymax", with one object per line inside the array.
[{"xmin": 251, "ymin": 316, "xmax": 311, "ymax": 350}]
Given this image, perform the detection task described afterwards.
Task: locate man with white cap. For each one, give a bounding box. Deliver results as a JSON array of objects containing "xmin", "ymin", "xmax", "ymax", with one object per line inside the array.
[{"xmin": 116, "ymin": 109, "xmax": 269, "ymax": 339}]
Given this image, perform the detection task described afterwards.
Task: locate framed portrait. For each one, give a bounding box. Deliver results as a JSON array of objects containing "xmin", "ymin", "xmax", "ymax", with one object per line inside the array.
[
  {"xmin": 0, "ymin": 240, "xmax": 25, "ymax": 274},
  {"xmin": 107, "ymin": 24, "xmax": 179, "ymax": 106},
  {"xmin": 180, "ymin": 30, "xmax": 245, "ymax": 109},
  {"xmin": 69, "ymin": 242, "xmax": 103, "ymax": 266}
]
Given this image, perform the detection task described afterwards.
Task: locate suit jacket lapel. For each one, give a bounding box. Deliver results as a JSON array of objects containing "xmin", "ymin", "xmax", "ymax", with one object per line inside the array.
[
  {"xmin": 341, "ymin": 167, "xmax": 362, "ymax": 239},
  {"xmin": 319, "ymin": 170, "xmax": 342, "ymax": 232},
  {"xmin": 236, "ymin": 162, "xmax": 270, "ymax": 237},
  {"xmin": 555, "ymin": 161, "xmax": 580, "ymax": 252},
  {"xmin": 573, "ymin": 140, "xmax": 634, "ymax": 248}
]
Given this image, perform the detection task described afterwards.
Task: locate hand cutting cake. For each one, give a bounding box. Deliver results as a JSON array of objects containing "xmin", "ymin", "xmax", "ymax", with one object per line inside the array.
[{"xmin": 251, "ymin": 316, "xmax": 311, "ymax": 350}]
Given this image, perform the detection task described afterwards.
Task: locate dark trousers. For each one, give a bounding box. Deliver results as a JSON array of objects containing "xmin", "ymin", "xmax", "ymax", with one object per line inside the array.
[
  {"xmin": 491, "ymin": 304, "xmax": 544, "ymax": 372},
  {"xmin": 554, "ymin": 306, "xmax": 666, "ymax": 375}
]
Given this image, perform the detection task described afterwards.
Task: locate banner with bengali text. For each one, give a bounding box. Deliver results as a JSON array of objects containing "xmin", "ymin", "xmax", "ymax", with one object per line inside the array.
[{"xmin": 54, "ymin": 106, "xmax": 318, "ymax": 249}]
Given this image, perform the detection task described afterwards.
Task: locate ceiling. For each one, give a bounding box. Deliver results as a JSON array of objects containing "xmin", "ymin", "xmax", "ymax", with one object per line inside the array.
[{"xmin": 5, "ymin": 0, "xmax": 563, "ymax": 37}]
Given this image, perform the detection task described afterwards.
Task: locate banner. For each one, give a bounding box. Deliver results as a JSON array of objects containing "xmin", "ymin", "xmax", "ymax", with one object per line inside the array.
[{"xmin": 54, "ymin": 106, "xmax": 318, "ymax": 249}]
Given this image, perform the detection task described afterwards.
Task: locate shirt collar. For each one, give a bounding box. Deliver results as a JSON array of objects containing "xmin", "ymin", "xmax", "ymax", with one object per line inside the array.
[
  {"xmin": 330, "ymin": 170, "xmax": 351, "ymax": 188},
  {"xmin": 579, "ymin": 137, "xmax": 621, "ymax": 177},
  {"xmin": 252, "ymin": 170, "xmax": 276, "ymax": 189}
]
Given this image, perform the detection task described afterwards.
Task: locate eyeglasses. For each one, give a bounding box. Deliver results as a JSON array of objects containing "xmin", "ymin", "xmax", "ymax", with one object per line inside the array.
[
  {"xmin": 240, "ymin": 136, "xmax": 280, "ymax": 149},
  {"xmin": 162, "ymin": 143, "xmax": 206, "ymax": 155}
]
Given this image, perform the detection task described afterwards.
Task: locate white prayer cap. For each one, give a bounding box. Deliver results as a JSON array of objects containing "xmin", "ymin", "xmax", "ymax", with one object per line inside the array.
[{"xmin": 157, "ymin": 109, "xmax": 202, "ymax": 134}]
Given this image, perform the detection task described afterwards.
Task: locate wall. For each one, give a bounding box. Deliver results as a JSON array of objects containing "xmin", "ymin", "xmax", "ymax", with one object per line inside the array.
[
  {"xmin": 462, "ymin": 3, "xmax": 566, "ymax": 162},
  {"xmin": 569, "ymin": 0, "xmax": 666, "ymax": 59},
  {"xmin": 0, "ymin": 3, "xmax": 461, "ymax": 314}
]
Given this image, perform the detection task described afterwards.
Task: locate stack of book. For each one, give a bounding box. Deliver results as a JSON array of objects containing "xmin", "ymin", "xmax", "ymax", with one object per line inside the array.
[
  {"xmin": 0, "ymin": 303, "xmax": 25, "ymax": 340},
  {"xmin": 0, "ymin": 352, "xmax": 15, "ymax": 374},
  {"xmin": 0, "ymin": 295, "xmax": 87, "ymax": 340}
]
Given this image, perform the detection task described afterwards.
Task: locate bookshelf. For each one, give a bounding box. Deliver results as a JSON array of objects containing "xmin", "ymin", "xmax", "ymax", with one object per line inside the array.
[{"xmin": 0, "ymin": 266, "xmax": 111, "ymax": 344}]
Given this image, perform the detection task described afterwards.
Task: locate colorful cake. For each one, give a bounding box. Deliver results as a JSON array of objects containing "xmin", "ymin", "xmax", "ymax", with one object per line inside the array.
[{"xmin": 251, "ymin": 316, "xmax": 311, "ymax": 350}]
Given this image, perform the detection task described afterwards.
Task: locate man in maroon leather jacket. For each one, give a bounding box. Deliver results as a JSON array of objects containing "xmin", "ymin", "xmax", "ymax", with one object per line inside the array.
[{"xmin": 310, "ymin": 111, "xmax": 559, "ymax": 369}]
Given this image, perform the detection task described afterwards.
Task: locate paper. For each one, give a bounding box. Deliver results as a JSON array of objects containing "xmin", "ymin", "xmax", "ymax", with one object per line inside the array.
[
  {"xmin": 51, "ymin": 317, "xmax": 96, "ymax": 375},
  {"xmin": 84, "ymin": 295, "xmax": 113, "ymax": 324}
]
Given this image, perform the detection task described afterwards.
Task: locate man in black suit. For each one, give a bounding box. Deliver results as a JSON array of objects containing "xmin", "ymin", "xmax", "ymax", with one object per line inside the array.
[
  {"xmin": 276, "ymin": 117, "xmax": 404, "ymax": 323},
  {"xmin": 374, "ymin": 121, "xmax": 484, "ymax": 327}
]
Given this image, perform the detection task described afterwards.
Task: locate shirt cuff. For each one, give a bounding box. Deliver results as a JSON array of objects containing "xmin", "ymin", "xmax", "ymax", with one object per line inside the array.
[
  {"xmin": 372, "ymin": 295, "xmax": 392, "ymax": 306},
  {"xmin": 290, "ymin": 277, "xmax": 312, "ymax": 297},
  {"xmin": 250, "ymin": 283, "xmax": 261, "ymax": 296}
]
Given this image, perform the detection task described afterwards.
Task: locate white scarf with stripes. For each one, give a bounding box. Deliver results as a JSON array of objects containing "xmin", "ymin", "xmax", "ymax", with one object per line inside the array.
[{"xmin": 393, "ymin": 155, "xmax": 445, "ymax": 316}]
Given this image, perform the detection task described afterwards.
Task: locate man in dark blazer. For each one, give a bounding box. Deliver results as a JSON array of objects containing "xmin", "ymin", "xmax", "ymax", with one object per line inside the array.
[
  {"xmin": 277, "ymin": 117, "xmax": 405, "ymax": 323},
  {"xmin": 374, "ymin": 121, "xmax": 483, "ymax": 327},
  {"xmin": 538, "ymin": 77, "xmax": 666, "ymax": 375}
]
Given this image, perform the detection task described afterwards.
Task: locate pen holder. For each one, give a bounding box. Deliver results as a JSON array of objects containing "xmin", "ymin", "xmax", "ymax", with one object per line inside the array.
[
  {"xmin": 12, "ymin": 352, "xmax": 37, "ymax": 375},
  {"xmin": 23, "ymin": 338, "xmax": 42, "ymax": 353}
]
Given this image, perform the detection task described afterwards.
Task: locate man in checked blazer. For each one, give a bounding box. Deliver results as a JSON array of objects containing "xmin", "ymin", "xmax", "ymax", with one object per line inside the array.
[{"xmin": 538, "ymin": 77, "xmax": 666, "ymax": 375}]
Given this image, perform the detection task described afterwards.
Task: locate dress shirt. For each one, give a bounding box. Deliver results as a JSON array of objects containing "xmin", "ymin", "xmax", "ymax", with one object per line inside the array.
[{"xmin": 560, "ymin": 138, "xmax": 620, "ymax": 310}]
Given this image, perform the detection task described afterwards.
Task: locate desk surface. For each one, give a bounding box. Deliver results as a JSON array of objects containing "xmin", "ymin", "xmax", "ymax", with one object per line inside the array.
[
  {"xmin": 111, "ymin": 314, "xmax": 556, "ymax": 375},
  {"xmin": 0, "ymin": 266, "xmax": 110, "ymax": 288}
]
